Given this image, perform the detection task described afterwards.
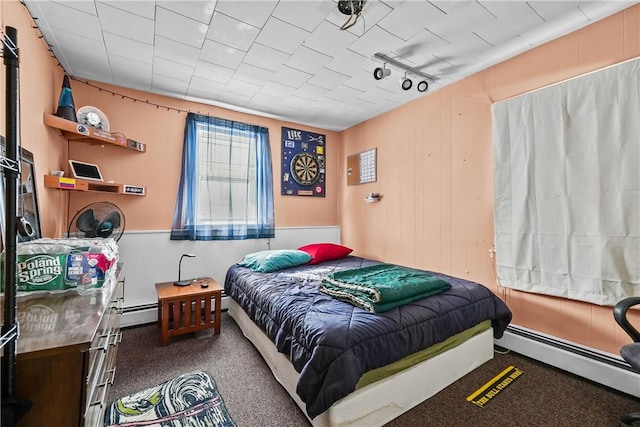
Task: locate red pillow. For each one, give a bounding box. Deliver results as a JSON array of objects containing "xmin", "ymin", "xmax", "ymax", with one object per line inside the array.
[{"xmin": 298, "ymin": 243, "xmax": 353, "ymax": 265}]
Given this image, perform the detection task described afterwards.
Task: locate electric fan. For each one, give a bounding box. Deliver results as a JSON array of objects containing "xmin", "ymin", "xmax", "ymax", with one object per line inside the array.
[{"xmin": 67, "ymin": 201, "xmax": 125, "ymax": 242}]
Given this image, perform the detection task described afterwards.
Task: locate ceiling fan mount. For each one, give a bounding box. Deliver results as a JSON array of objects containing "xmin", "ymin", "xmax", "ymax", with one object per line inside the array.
[
  {"xmin": 337, "ymin": 1, "xmax": 366, "ymax": 31},
  {"xmin": 338, "ymin": 0, "xmax": 365, "ymax": 15}
]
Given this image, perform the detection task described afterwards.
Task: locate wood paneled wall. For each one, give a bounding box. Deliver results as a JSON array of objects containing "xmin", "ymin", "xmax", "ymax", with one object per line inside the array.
[{"xmin": 338, "ymin": 5, "xmax": 640, "ymax": 356}]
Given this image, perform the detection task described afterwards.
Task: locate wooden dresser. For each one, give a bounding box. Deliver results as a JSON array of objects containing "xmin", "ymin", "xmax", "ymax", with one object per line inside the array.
[{"xmin": 7, "ymin": 268, "xmax": 124, "ymax": 426}]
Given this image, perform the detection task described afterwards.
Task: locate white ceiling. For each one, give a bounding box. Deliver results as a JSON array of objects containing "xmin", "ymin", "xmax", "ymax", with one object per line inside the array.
[{"xmin": 23, "ymin": 0, "xmax": 637, "ymax": 131}]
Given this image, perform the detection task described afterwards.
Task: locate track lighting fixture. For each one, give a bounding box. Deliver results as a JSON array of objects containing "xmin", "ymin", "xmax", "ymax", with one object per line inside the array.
[
  {"xmin": 401, "ymin": 73, "xmax": 412, "ymax": 91},
  {"xmin": 373, "ymin": 64, "xmax": 391, "ymax": 80},
  {"xmin": 373, "ymin": 52, "xmax": 435, "ymax": 94},
  {"xmin": 417, "ymin": 80, "xmax": 429, "ymax": 93}
]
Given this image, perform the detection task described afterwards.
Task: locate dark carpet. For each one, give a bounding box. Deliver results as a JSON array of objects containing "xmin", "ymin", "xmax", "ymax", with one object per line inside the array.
[{"xmin": 110, "ymin": 313, "xmax": 639, "ymax": 426}]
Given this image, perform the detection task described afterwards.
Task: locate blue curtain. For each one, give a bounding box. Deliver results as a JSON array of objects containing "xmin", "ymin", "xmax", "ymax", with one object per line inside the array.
[{"xmin": 171, "ymin": 113, "xmax": 274, "ymax": 240}]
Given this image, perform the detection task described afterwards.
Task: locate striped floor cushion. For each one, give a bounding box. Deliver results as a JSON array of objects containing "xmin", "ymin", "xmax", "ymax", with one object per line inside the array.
[{"xmin": 104, "ymin": 370, "xmax": 236, "ymax": 427}]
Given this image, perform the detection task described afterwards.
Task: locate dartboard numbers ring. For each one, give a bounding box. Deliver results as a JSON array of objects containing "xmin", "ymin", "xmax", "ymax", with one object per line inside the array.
[{"xmin": 291, "ymin": 152, "xmax": 320, "ymax": 185}]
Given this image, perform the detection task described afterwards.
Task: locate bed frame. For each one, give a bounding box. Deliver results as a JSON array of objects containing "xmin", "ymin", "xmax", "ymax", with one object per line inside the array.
[{"xmin": 228, "ymin": 299, "xmax": 495, "ymax": 427}]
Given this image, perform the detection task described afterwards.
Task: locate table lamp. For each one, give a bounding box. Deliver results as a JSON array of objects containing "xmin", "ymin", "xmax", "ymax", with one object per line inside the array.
[{"xmin": 174, "ymin": 253, "xmax": 196, "ymax": 286}]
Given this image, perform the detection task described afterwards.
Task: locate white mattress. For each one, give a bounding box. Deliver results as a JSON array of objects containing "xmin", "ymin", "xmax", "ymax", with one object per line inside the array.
[{"xmin": 228, "ymin": 299, "xmax": 494, "ymax": 427}]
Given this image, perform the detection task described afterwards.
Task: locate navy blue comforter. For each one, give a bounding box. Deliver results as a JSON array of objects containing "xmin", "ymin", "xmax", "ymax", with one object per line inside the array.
[{"xmin": 224, "ymin": 256, "xmax": 512, "ymax": 418}]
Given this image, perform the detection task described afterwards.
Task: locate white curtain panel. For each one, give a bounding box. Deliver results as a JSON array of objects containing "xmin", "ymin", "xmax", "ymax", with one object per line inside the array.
[{"xmin": 492, "ymin": 57, "xmax": 640, "ymax": 306}]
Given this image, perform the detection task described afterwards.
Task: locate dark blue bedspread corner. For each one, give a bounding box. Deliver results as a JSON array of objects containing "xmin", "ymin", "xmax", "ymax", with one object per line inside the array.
[
  {"xmin": 492, "ymin": 298, "xmax": 513, "ymax": 339},
  {"xmin": 224, "ymin": 256, "xmax": 512, "ymax": 419}
]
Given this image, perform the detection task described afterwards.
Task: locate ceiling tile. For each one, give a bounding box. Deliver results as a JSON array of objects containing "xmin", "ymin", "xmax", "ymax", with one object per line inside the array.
[
  {"xmin": 527, "ymin": 2, "xmax": 580, "ymax": 21},
  {"xmin": 343, "ymin": 69, "xmax": 378, "ymax": 92},
  {"xmin": 206, "ymin": 11, "xmax": 260, "ymax": 52},
  {"xmin": 285, "ymin": 46, "xmax": 333, "ymax": 75},
  {"xmin": 193, "ymin": 60, "xmax": 235, "ymax": 84},
  {"xmin": 199, "ymin": 39, "xmax": 246, "ymax": 69},
  {"xmin": 282, "ymin": 94, "xmax": 318, "ymax": 109},
  {"xmin": 153, "ymin": 74, "xmax": 189, "ymax": 95},
  {"xmin": 153, "ymin": 57, "xmax": 194, "ymax": 82},
  {"xmin": 384, "ymin": 87, "xmax": 423, "ymax": 104},
  {"xmin": 243, "ymin": 43, "xmax": 290, "ymax": 72},
  {"xmin": 475, "ymin": 3, "xmax": 544, "ymax": 46},
  {"xmin": 214, "ymin": 0, "xmax": 278, "ymax": 28},
  {"xmin": 292, "ymin": 83, "xmax": 331, "ymax": 101},
  {"xmin": 302, "ymin": 20, "xmax": 358, "ymax": 58},
  {"xmin": 96, "ymin": 2, "xmax": 155, "ymax": 44},
  {"xmin": 377, "ymin": 1, "xmax": 444, "ymax": 41},
  {"xmin": 325, "ymin": 49, "xmax": 370, "ymax": 76},
  {"xmin": 155, "ymin": 6, "xmax": 209, "ymax": 48},
  {"xmin": 339, "ymin": 97, "xmax": 376, "ymax": 113},
  {"xmin": 256, "ymin": 17, "xmax": 310, "ymax": 54},
  {"xmin": 58, "ymin": 1, "xmax": 97, "ymax": 15},
  {"xmin": 233, "ymin": 63, "xmax": 275, "ymax": 86},
  {"xmin": 324, "ymin": 85, "xmax": 365, "ymax": 103},
  {"xmin": 218, "ymin": 91, "xmax": 253, "ymax": 107},
  {"xmin": 45, "ymin": 27, "xmax": 109, "ymax": 77},
  {"xmin": 577, "ymin": 1, "xmax": 637, "ymax": 20},
  {"xmin": 393, "ymin": 29, "xmax": 450, "ymax": 64},
  {"xmin": 307, "ymin": 68, "xmax": 351, "ymax": 90},
  {"xmin": 156, "ymin": 1, "xmax": 216, "ymax": 24},
  {"xmin": 154, "ymin": 36, "xmax": 202, "ymax": 67},
  {"xmin": 98, "ymin": 0, "xmax": 155, "ymax": 19},
  {"xmin": 256, "ymin": 81, "xmax": 297, "ymax": 99},
  {"xmin": 187, "ymin": 76, "xmax": 226, "ymax": 99},
  {"xmin": 269, "ymin": 65, "xmax": 312, "ymax": 88},
  {"xmin": 28, "ymin": 1, "xmax": 103, "ymax": 41},
  {"xmin": 310, "ymin": 96, "xmax": 346, "ymax": 112},
  {"xmin": 248, "ymin": 93, "xmax": 282, "ymax": 111},
  {"xmin": 271, "ymin": 1, "xmax": 335, "ymax": 32},
  {"xmin": 428, "ymin": 30, "xmax": 495, "ymax": 62},
  {"xmin": 427, "ymin": 2, "xmax": 497, "ymax": 43},
  {"xmin": 347, "ymin": 25, "xmax": 404, "ymax": 58},
  {"xmin": 223, "ymin": 79, "xmax": 262, "ymax": 98},
  {"xmin": 103, "ymin": 32, "xmax": 153, "ymax": 64},
  {"xmin": 110, "ymin": 56, "xmax": 153, "ymax": 90}
]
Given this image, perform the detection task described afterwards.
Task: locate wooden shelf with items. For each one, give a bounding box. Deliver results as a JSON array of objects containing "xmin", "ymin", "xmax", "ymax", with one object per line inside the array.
[
  {"xmin": 44, "ymin": 175, "xmax": 146, "ymax": 196},
  {"xmin": 43, "ymin": 113, "xmax": 146, "ymax": 152}
]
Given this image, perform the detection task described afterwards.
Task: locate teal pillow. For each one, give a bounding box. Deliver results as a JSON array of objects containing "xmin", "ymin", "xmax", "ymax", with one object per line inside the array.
[{"xmin": 237, "ymin": 249, "xmax": 312, "ymax": 273}]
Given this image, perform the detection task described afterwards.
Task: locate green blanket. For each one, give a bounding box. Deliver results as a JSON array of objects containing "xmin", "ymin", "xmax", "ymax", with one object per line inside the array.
[{"xmin": 320, "ymin": 263, "xmax": 451, "ymax": 313}]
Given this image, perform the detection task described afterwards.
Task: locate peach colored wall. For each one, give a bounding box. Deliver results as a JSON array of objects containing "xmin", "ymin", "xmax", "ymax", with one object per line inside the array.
[
  {"xmin": 54, "ymin": 82, "xmax": 339, "ymax": 232},
  {"xmin": 338, "ymin": 5, "xmax": 640, "ymax": 356},
  {"xmin": 0, "ymin": 0, "xmax": 67, "ymax": 239}
]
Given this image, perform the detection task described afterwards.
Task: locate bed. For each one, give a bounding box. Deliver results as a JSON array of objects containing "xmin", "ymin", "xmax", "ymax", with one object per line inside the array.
[{"xmin": 224, "ymin": 255, "xmax": 512, "ymax": 426}]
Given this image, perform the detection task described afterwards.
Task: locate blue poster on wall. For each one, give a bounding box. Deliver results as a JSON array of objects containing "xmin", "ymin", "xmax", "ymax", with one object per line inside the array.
[{"xmin": 281, "ymin": 127, "xmax": 325, "ymax": 197}]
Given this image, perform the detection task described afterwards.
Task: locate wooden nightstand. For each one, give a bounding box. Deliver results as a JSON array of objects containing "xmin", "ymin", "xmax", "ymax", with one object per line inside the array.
[{"xmin": 154, "ymin": 277, "xmax": 223, "ymax": 346}]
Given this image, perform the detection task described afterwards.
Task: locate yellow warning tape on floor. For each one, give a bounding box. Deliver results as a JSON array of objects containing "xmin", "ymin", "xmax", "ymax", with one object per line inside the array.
[{"xmin": 467, "ymin": 365, "xmax": 524, "ymax": 408}]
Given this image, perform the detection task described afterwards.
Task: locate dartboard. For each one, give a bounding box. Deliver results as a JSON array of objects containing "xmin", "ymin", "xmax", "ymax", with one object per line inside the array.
[{"xmin": 291, "ymin": 152, "xmax": 319, "ymax": 185}]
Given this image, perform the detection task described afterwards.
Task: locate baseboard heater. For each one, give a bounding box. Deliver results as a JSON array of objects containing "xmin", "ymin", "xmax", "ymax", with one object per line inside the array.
[
  {"xmin": 495, "ymin": 324, "xmax": 640, "ymax": 398},
  {"xmin": 121, "ymin": 295, "xmax": 231, "ymax": 328}
]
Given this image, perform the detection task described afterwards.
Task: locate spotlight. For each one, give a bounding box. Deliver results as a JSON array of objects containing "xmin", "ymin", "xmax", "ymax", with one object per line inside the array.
[
  {"xmin": 401, "ymin": 73, "xmax": 412, "ymax": 91},
  {"xmin": 373, "ymin": 65, "xmax": 391, "ymax": 80},
  {"xmin": 417, "ymin": 80, "xmax": 429, "ymax": 93}
]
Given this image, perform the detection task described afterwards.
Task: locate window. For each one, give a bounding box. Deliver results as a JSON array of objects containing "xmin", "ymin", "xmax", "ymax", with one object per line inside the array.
[{"xmin": 171, "ymin": 113, "xmax": 274, "ymax": 240}]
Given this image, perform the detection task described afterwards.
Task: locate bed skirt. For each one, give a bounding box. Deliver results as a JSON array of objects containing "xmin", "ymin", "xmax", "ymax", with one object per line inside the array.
[{"xmin": 228, "ymin": 299, "xmax": 494, "ymax": 427}]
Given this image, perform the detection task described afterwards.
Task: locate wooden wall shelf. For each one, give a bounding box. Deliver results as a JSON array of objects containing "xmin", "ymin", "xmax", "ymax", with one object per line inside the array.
[
  {"xmin": 44, "ymin": 175, "xmax": 146, "ymax": 196},
  {"xmin": 43, "ymin": 113, "xmax": 146, "ymax": 152}
]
